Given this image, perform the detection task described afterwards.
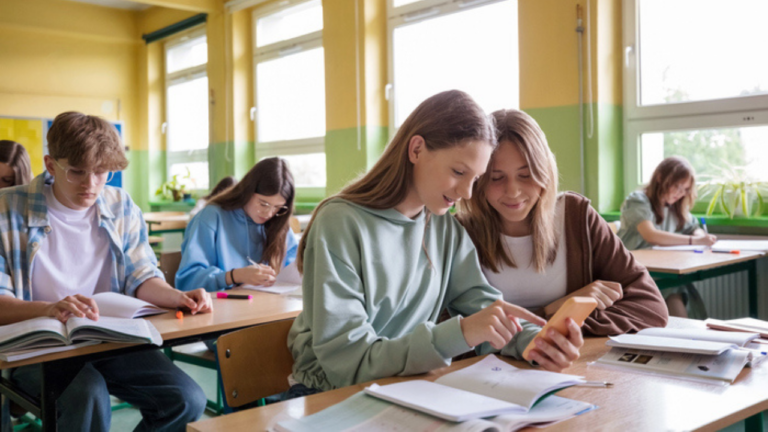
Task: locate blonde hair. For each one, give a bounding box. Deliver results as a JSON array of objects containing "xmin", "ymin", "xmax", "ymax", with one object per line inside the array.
[
  {"xmin": 297, "ymin": 90, "xmax": 495, "ymax": 272},
  {"xmin": 457, "ymin": 109, "xmax": 558, "ymax": 273},
  {"xmin": 645, "ymin": 156, "xmax": 696, "ymax": 231}
]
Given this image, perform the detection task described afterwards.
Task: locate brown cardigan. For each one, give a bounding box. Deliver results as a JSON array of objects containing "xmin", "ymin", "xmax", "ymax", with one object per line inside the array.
[{"xmin": 561, "ymin": 192, "xmax": 668, "ymax": 336}]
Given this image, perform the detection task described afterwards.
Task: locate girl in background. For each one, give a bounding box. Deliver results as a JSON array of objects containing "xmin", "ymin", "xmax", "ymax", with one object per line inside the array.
[
  {"xmin": 0, "ymin": 140, "xmax": 33, "ymax": 188},
  {"xmin": 458, "ymin": 109, "xmax": 667, "ymax": 336},
  {"xmin": 617, "ymin": 156, "xmax": 716, "ymax": 317}
]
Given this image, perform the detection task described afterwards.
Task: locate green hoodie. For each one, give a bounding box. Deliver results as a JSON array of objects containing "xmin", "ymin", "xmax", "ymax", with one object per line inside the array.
[{"xmin": 288, "ymin": 199, "xmax": 539, "ymax": 391}]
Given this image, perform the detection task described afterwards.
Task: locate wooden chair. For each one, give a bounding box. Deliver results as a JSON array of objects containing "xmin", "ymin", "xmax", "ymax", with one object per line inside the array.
[
  {"xmin": 289, "ymin": 216, "xmax": 301, "ymax": 234},
  {"xmin": 216, "ymin": 318, "xmax": 295, "ymax": 410},
  {"xmin": 159, "ymin": 251, "xmax": 182, "ymax": 288}
]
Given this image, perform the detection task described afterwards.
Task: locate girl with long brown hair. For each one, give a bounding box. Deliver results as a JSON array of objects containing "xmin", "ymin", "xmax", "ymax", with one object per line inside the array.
[
  {"xmin": 458, "ymin": 109, "xmax": 667, "ymax": 337},
  {"xmin": 285, "ymin": 90, "xmax": 563, "ymax": 399},
  {"xmin": 176, "ymin": 157, "xmax": 297, "ymax": 292},
  {"xmin": 0, "ymin": 140, "xmax": 33, "ymax": 188},
  {"xmin": 617, "ymin": 156, "xmax": 716, "ymax": 317}
]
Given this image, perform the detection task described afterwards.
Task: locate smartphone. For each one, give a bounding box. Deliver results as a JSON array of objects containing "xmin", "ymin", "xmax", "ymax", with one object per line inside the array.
[{"xmin": 522, "ymin": 296, "xmax": 598, "ymax": 361}]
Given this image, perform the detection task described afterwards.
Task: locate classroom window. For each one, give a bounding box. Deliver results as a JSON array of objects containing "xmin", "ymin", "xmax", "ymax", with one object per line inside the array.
[
  {"xmin": 253, "ymin": 0, "xmax": 326, "ymax": 190},
  {"xmin": 388, "ymin": 0, "xmax": 519, "ymax": 129},
  {"xmin": 165, "ymin": 29, "xmax": 209, "ymax": 191},
  {"xmin": 623, "ymin": 0, "xmax": 768, "ymax": 194}
]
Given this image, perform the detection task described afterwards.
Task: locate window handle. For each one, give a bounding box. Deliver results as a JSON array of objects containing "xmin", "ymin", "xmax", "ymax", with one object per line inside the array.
[
  {"xmin": 250, "ymin": 107, "xmax": 257, "ymax": 121},
  {"xmin": 385, "ymin": 83, "xmax": 393, "ymax": 101},
  {"xmin": 625, "ymin": 45, "xmax": 634, "ymax": 68},
  {"xmin": 161, "ymin": 122, "xmax": 167, "ymax": 134}
]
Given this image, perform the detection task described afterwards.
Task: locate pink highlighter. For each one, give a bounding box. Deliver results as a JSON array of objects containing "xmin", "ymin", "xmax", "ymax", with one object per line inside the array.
[{"xmin": 216, "ymin": 292, "xmax": 252, "ymax": 300}]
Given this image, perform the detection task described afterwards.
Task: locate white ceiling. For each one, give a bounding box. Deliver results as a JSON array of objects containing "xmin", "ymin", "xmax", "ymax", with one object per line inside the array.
[{"xmin": 63, "ymin": 0, "xmax": 151, "ymax": 11}]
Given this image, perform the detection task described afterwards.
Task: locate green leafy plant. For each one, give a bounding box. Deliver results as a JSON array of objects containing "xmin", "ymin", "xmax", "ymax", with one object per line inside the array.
[
  {"xmin": 155, "ymin": 168, "xmax": 192, "ymax": 202},
  {"xmin": 698, "ymin": 164, "xmax": 768, "ymax": 218}
]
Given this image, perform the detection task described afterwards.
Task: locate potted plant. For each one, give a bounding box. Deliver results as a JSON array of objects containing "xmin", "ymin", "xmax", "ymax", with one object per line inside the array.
[
  {"xmin": 155, "ymin": 169, "xmax": 192, "ymax": 202},
  {"xmin": 698, "ymin": 164, "xmax": 768, "ymax": 218}
]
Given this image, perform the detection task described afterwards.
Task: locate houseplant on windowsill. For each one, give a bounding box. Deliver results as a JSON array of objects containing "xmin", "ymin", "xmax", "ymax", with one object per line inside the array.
[
  {"xmin": 155, "ymin": 169, "xmax": 193, "ymax": 202},
  {"xmin": 698, "ymin": 165, "xmax": 768, "ymax": 219}
]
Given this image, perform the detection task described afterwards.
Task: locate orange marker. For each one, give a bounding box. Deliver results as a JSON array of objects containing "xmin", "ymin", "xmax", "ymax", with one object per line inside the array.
[
  {"xmin": 176, "ymin": 310, "xmax": 184, "ymax": 319},
  {"xmin": 713, "ymin": 250, "xmax": 740, "ymax": 255}
]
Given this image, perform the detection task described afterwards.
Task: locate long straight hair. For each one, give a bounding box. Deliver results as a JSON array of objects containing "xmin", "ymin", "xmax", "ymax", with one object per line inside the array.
[
  {"xmin": 209, "ymin": 158, "xmax": 294, "ymax": 271},
  {"xmin": 0, "ymin": 140, "xmax": 33, "ymax": 186},
  {"xmin": 645, "ymin": 156, "xmax": 696, "ymax": 231},
  {"xmin": 296, "ymin": 90, "xmax": 495, "ymax": 273},
  {"xmin": 458, "ymin": 109, "xmax": 559, "ymax": 273}
]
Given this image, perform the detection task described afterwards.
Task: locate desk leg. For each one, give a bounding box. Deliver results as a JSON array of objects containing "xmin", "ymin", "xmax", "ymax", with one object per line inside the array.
[
  {"xmin": 749, "ymin": 260, "xmax": 758, "ymax": 319},
  {"xmin": 41, "ymin": 359, "xmax": 83, "ymax": 432},
  {"xmin": 745, "ymin": 412, "xmax": 764, "ymax": 432}
]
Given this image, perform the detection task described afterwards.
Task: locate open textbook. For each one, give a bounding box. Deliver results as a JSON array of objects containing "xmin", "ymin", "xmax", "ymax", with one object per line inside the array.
[
  {"xmin": 274, "ymin": 392, "xmax": 596, "ymax": 432},
  {"xmin": 93, "ymin": 292, "xmax": 167, "ymax": 318},
  {"xmin": 0, "ymin": 316, "xmax": 163, "ymax": 362},
  {"xmin": 706, "ymin": 317, "xmax": 768, "ymax": 339},
  {"xmin": 364, "ymin": 355, "xmax": 585, "ymax": 422},
  {"xmin": 241, "ymin": 261, "xmax": 303, "ymax": 295},
  {"xmin": 606, "ymin": 327, "xmax": 759, "ymax": 355}
]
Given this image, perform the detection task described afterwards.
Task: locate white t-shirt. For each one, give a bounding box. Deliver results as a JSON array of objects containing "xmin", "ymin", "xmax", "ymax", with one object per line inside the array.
[
  {"xmin": 482, "ymin": 199, "xmax": 568, "ymax": 310},
  {"xmin": 31, "ymin": 185, "xmax": 113, "ymax": 302}
]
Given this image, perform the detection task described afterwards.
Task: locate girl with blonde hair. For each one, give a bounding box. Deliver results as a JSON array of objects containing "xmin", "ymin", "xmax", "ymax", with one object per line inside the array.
[
  {"xmin": 287, "ymin": 91, "xmax": 582, "ymax": 398},
  {"xmin": 458, "ymin": 109, "xmax": 668, "ymax": 336}
]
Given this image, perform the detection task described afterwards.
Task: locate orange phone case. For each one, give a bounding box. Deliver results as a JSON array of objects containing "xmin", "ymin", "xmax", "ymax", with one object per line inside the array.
[{"xmin": 522, "ymin": 296, "xmax": 598, "ymax": 361}]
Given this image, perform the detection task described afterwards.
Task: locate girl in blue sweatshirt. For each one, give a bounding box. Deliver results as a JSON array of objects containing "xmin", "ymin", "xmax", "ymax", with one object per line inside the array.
[{"xmin": 176, "ymin": 157, "xmax": 298, "ymax": 292}]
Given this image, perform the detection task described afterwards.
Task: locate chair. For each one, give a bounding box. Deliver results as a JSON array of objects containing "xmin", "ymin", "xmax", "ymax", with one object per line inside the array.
[
  {"xmin": 216, "ymin": 319, "xmax": 295, "ymax": 410},
  {"xmin": 158, "ymin": 250, "xmax": 224, "ymax": 414},
  {"xmin": 289, "ymin": 216, "xmax": 301, "ymax": 234}
]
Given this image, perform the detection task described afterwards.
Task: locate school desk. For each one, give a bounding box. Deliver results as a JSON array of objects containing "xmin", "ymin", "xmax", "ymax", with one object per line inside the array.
[
  {"xmin": 632, "ymin": 249, "xmax": 765, "ymax": 318},
  {"xmin": 187, "ymin": 317, "xmax": 767, "ymax": 432},
  {"xmin": 144, "ymin": 211, "xmax": 191, "ymax": 235},
  {"xmin": 0, "ymin": 289, "xmax": 302, "ymax": 432}
]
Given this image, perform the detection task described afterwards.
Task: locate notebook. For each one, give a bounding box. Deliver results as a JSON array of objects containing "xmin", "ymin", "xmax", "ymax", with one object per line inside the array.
[
  {"xmin": 606, "ymin": 327, "xmax": 759, "ymax": 355},
  {"xmin": 363, "ymin": 355, "xmax": 585, "ymax": 422},
  {"xmin": 93, "ymin": 292, "xmax": 167, "ymax": 318},
  {"xmin": 241, "ymin": 261, "xmax": 302, "ymax": 295}
]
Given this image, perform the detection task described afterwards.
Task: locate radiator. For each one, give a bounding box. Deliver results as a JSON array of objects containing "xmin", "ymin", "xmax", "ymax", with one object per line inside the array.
[{"xmin": 694, "ymin": 272, "xmax": 750, "ymax": 320}]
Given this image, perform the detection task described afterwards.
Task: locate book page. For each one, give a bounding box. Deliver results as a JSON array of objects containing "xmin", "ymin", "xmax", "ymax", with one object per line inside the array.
[
  {"xmin": 490, "ymin": 396, "xmax": 597, "ymax": 431},
  {"xmin": 0, "ymin": 317, "xmax": 67, "ymax": 352},
  {"xmin": 435, "ymin": 355, "xmax": 584, "ymax": 410},
  {"xmin": 607, "ymin": 334, "xmax": 737, "ymax": 355},
  {"xmin": 93, "ymin": 292, "xmax": 167, "ymax": 319},
  {"xmin": 0, "ymin": 340, "xmax": 101, "ymax": 362},
  {"xmin": 66, "ymin": 316, "xmax": 162, "ymax": 345},
  {"xmin": 596, "ymin": 347, "xmax": 749, "ymax": 384},
  {"xmin": 638, "ymin": 327, "xmax": 758, "ymax": 346}
]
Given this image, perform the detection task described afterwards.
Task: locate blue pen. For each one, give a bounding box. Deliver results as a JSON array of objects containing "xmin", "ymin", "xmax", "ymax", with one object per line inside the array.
[{"xmin": 700, "ymin": 217, "xmax": 708, "ymax": 235}]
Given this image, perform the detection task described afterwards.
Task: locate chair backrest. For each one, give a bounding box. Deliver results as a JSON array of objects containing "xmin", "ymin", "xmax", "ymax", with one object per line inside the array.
[
  {"xmin": 289, "ymin": 216, "xmax": 301, "ymax": 234},
  {"xmin": 159, "ymin": 251, "xmax": 182, "ymax": 288},
  {"xmin": 216, "ymin": 318, "xmax": 295, "ymax": 408}
]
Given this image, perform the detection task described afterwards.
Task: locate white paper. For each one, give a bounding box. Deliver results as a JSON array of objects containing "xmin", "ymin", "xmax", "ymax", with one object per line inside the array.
[
  {"xmin": 638, "ymin": 327, "xmax": 758, "ymax": 346},
  {"xmin": 652, "ymin": 245, "xmax": 705, "ymax": 251},
  {"xmin": 608, "ymin": 334, "xmax": 738, "ymax": 355},
  {"xmin": 240, "ymin": 261, "xmax": 303, "ymax": 295},
  {"xmin": 435, "ymin": 355, "xmax": 584, "ymax": 410},
  {"xmin": 712, "ymin": 240, "xmax": 768, "ymax": 252}
]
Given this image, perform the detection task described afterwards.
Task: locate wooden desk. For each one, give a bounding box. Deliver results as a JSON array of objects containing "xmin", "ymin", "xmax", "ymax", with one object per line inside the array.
[
  {"xmin": 187, "ymin": 318, "xmax": 768, "ymax": 432},
  {"xmin": 632, "ymin": 249, "xmax": 764, "ymax": 318},
  {"xmin": 0, "ymin": 290, "xmax": 302, "ymax": 430},
  {"xmin": 144, "ymin": 211, "xmax": 191, "ymax": 234}
]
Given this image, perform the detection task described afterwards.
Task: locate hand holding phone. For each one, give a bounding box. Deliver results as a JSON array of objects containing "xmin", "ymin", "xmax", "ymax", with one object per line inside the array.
[{"xmin": 522, "ymin": 297, "xmax": 597, "ymax": 361}]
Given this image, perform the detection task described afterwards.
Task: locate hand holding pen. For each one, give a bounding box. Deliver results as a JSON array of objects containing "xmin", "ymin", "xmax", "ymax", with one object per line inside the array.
[
  {"xmin": 229, "ymin": 258, "xmax": 276, "ymax": 286},
  {"xmin": 692, "ymin": 217, "xmax": 717, "ymax": 248}
]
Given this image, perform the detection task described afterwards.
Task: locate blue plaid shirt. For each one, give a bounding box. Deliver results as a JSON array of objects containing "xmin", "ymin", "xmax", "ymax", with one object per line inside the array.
[{"xmin": 0, "ymin": 173, "xmax": 164, "ymax": 300}]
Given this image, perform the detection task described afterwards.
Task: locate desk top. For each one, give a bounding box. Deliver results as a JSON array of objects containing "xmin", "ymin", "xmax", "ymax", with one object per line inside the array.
[
  {"xmin": 632, "ymin": 249, "xmax": 764, "ymax": 274},
  {"xmin": 0, "ymin": 289, "xmax": 302, "ymax": 370},
  {"xmin": 187, "ymin": 318, "xmax": 768, "ymax": 432},
  {"xmin": 144, "ymin": 212, "xmax": 191, "ymax": 224}
]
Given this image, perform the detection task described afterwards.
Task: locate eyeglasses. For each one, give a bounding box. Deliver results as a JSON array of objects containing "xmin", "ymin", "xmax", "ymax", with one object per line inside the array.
[
  {"xmin": 256, "ymin": 199, "xmax": 289, "ymax": 217},
  {"xmin": 54, "ymin": 160, "xmax": 114, "ymax": 185}
]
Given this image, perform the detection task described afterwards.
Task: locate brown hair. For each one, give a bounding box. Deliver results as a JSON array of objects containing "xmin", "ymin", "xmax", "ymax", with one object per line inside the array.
[
  {"xmin": 0, "ymin": 140, "xmax": 33, "ymax": 186},
  {"xmin": 209, "ymin": 158, "xmax": 294, "ymax": 271},
  {"xmin": 297, "ymin": 90, "xmax": 496, "ymax": 273},
  {"xmin": 204, "ymin": 176, "xmax": 237, "ymax": 200},
  {"xmin": 458, "ymin": 109, "xmax": 559, "ymax": 273},
  {"xmin": 47, "ymin": 112, "xmax": 128, "ymax": 172},
  {"xmin": 645, "ymin": 156, "xmax": 696, "ymax": 231}
]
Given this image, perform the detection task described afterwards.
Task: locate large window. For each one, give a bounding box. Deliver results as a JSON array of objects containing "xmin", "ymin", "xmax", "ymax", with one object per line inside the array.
[
  {"xmin": 253, "ymin": 0, "xmax": 326, "ymax": 189},
  {"xmin": 623, "ymin": 0, "xmax": 768, "ymax": 191},
  {"xmin": 165, "ymin": 29, "xmax": 209, "ymax": 191},
  {"xmin": 388, "ymin": 0, "xmax": 518, "ymax": 129}
]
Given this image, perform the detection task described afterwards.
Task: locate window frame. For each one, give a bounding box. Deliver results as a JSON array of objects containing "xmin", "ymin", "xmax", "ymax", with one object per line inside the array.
[
  {"xmin": 252, "ymin": 0, "xmax": 326, "ymax": 195},
  {"xmin": 386, "ymin": 0, "xmax": 515, "ymax": 136},
  {"xmin": 622, "ymin": 0, "xmax": 768, "ymax": 195},
  {"xmin": 164, "ymin": 27, "xmax": 209, "ymax": 193}
]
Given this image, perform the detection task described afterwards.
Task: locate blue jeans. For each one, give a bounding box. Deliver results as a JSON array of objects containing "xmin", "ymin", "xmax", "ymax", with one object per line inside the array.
[{"xmin": 10, "ymin": 350, "xmax": 206, "ymax": 432}]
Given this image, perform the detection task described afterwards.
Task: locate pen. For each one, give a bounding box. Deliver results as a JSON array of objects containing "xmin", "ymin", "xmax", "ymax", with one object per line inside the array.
[
  {"xmin": 247, "ymin": 257, "xmax": 262, "ymax": 270},
  {"xmin": 216, "ymin": 292, "xmax": 253, "ymax": 300},
  {"xmin": 575, "ymin": 381, "xmax": 613, "ymax": 388},
  {"xmin": 700, "ymin": 217, "xmax": 708, "ymax": 235},
  {"xmin": 712, "ymin": 250, "xmax": 740, "ymax": 254}
]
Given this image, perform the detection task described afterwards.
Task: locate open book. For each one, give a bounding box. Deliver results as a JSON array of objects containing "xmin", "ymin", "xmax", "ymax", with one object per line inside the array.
[
  {"xmin": 363, "ymin": 355, "xmax": 585, "ymax": 422},
  {"xmin": 606, "ymin": 327, "xmax": 759, "ymax": 355},
  {"xmin": 0, "ymin": 316, "xmax": 162, "ymax": 362},
  {"xmin": 93, "ymin": 292, "xmax": 167, "ymax": 318},
  {"xmin": 241, "ymin": 261, "xmax": 303, "ymax": 295},
  {"xmin": 706, "ymin": 317, "xmax": 768, "ymax": 339}
]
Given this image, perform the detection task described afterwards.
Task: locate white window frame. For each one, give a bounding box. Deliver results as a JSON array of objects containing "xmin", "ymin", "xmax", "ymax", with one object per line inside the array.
[
  {"xmin": 164, "ymin": 27, "xmax": 209, "ymax": 192},
  {"xmin": 386, "ymin": 0, "xmax": 513, "ymax": 136},
  {"xmin": 622, "ymin": 0, "xmax": 768, "ymax": 195},
  {"xmin": 252, "ymin": 0, "xmax": 325, "ymax": 191}
]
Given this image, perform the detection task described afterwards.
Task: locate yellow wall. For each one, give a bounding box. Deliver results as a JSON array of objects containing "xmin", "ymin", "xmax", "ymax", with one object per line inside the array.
[{"xmin": 0, "ymin": 0, "xmax": 139, "ymax": 150}]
